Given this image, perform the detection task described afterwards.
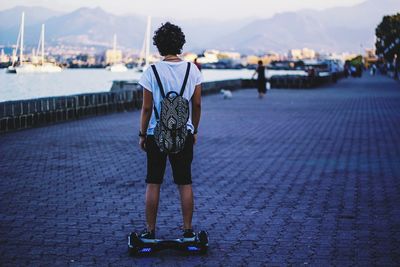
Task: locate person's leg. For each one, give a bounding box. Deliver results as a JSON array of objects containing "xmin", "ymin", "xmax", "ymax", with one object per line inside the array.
[
  {"xmin": 170, "ymin": 134, "xmax": 194, "ymax": 231},
  {"xmin": 144, "ymin": 136, "xmax": 167, "ymax": 233},
  {"xmin": 178, "ymin": 184, "xmax": 194, "ymax": 229},
  {"xmin": 145, "ymin": 183, "xmax": 161, "ymax": 231}
]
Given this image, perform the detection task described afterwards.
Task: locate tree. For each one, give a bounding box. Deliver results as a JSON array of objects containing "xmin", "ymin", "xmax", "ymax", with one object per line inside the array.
[{"xmin": 375, "ymin": 13, "xmax": 400, "ymax": 62}]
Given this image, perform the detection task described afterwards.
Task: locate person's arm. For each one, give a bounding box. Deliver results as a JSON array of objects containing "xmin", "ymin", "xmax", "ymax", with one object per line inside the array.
[
  {"xmin": 191, "ymin": 84, "xmax": 202, "ymax": 145},
  {"xmin": 139, "ymin": 88, "xmax": 153, "ymax": 151},
  {"xmin": 251, "ymin": 67, "xmax": 258, "ymax": 79}
]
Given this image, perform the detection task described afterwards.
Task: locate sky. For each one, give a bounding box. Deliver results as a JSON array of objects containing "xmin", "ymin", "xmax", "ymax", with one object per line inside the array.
[{"xmin": 1, "ymin": 0, "xmax": 366, "ymax": 20}]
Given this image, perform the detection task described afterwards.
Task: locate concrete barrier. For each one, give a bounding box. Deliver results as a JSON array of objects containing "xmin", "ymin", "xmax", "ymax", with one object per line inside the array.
[{"xmin": 269, "ymin": 72, "xmax": 344, "ymax": 89}]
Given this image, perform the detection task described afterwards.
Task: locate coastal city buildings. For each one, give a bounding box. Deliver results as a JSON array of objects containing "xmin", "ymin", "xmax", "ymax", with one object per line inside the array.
[
  {"xmin": 0, "ymin": 43, "xmax": 378, "ymax": 70},
  {"xmin": 105, "ymin": 49, "xmax": 123, "ymax": 65},
  {"xmin": 0, "ymin": 49, "xmax": 10, "ymax": 63},
  {"xmin": 288, "ymin": 48, "xmax": 316, "ymax": 60}
]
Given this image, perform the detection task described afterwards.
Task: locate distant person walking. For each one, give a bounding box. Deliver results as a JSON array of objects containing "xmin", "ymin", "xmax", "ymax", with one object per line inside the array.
[
  {"xmin": 331, "ymin": 63, "xmax": 338, "ymax": 83},
  {"xmin": 344, "ymin": 61, "xmax": 350, "ymax": 78},
  {"xmin": 194, "ymin": 57, "xmax": 202, "ymax": 72},
  {"xmin": 356, "ymin": 65, "xmax": 363, "ymax": 78},
  {"xmin": 370, "ymin": 64, "xmax": 377, "ymax": 76},
  {"xmin": 252, "ymin": 60, "xmax": 267, "ymax": 98},
  {"xmin": 394, "ymin": 54, "xmax": 399, "ymax": 80},
  {"xmin": 138, "ymin": 22, "xmax": 202, "ymax": 241}
]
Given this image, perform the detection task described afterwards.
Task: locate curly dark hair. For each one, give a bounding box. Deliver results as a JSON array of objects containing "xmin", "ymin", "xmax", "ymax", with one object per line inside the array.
[{"xmin": 153, "ymin": 22, "xmax": 186, "ymax": 56}]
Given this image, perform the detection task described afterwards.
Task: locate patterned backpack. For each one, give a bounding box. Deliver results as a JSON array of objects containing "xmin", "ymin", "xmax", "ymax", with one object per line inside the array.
[{"xmin": 151, "ymin": 62, "xmax": 191, "ymax": 154}]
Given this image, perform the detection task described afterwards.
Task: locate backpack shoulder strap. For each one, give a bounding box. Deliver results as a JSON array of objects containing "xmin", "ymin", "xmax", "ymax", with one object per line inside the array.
[
  {"xmin": 151, "ymin": 64, "xmax": 166, "ymax": 98},
  {"xmin": 151, "ymin": 64, "xmax": 164, "ymax": 121},
  {"xmin": 179, "ymin": 62, "xmax": 191, "ymax": 96}
]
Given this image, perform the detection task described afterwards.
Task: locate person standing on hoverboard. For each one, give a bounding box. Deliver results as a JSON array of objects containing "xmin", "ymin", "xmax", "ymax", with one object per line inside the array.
[{"xmin": 138, "ymin": 22, "xmax": 202, "ymax": 241}]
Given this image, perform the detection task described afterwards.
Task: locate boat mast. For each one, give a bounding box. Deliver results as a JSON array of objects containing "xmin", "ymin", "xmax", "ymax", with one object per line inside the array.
[
  {"xmin": 20, "ymin": 12, "xmax": 25, "ymax": 64},
  {"xmin": 145, "ymin": 16, "xmax": 151, "ymax": 67},
  {"xmin": 113, "ymin": 34, "xmax": 117, "ymax": 64},
  {"xmin": 41, "ymin": 24, "xmax": 45, "ymax": 65},
  {"xmin": 11, "ymin": 21, "xmax": 21, "ymax": 67},
  {"xmin": 138, "ymin": 32, "xmax": 146, "ymax": 67}
]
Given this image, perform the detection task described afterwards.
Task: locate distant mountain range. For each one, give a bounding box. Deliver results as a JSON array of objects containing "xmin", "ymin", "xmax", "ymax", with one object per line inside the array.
[
  {"xmin": 0, "ymin": 0, "xmax": 399, "ymax": 54},
  {"xmin": 215, "ymin": 0, "xmax": 400, "ymax": 53}
]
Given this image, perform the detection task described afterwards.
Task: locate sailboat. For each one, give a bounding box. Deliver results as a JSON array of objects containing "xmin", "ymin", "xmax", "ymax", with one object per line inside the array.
[
  {"xmin": 6, "ymin": 12, "xmax": 36, "ymax": 74},
  {"xmin": 35, "ymin": 24, "xmax": 62, "ymax": 73},
  {"xmin": 6, "ymin": 13, "xmax": 62, "ymax": 74},
  {"xmin": 135, "ymin": 16, "xmax": 151, "ymax": 72},
  {"xmin": 106, "ymin": 34, "xmax": 128, "ymax": 72}
]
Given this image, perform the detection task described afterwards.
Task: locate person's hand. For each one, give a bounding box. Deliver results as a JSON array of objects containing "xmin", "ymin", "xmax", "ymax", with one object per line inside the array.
[
  {"xmin": 139, "ymin": 136, "xmax": 146, "ymax": 151},
  {"xmin": 193, "ymin": 134, "xmax": 197, "ymax": 145}
]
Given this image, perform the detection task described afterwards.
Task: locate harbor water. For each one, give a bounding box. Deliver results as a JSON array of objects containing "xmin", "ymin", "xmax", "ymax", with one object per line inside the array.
[{"xmin": 0, "ymin": 68, "xmax": 254, "ymax": 102}]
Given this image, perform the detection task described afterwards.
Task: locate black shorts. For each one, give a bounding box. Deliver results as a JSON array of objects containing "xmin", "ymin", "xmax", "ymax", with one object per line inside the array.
[{"xmin": 145, "ymin": 134, "xmax": 194, "ymax": 185}]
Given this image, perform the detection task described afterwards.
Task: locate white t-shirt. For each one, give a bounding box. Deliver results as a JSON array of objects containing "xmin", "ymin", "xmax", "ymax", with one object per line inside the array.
[{"xmin": 139, "ymin": 61, "xmax": 203, "ymax": 135}]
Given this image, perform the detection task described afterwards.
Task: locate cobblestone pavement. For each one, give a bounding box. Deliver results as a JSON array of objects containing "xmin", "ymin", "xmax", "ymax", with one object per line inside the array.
[{"xmin": 1, "ymin": 75, "xmax": 400, "ymax": 266}]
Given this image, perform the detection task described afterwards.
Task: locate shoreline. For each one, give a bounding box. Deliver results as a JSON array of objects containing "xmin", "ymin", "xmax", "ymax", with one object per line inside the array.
[{"xmin": 0, "ymin": 69, "xmax": 254, "ymax": 102}]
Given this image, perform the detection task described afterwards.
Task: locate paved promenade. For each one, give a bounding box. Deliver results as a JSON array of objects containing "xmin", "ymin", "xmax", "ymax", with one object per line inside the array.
[{"xmin": 1, "ymin": 75, "xmax": 400, "ymax": 266}]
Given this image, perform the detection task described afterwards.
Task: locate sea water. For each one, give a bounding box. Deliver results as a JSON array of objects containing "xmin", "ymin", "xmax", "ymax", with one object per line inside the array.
[{"xmin": 0, "ymin": 68, "xmax": 254, "ymax": 102}]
